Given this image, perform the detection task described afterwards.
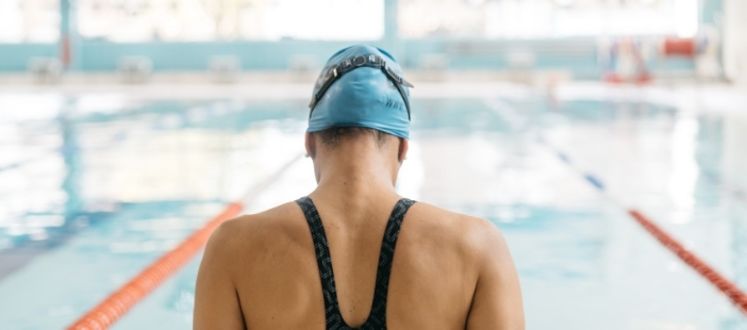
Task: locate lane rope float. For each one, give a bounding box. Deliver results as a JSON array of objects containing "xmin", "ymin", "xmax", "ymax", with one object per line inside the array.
[
  {"xmin": 68, "ymin": 203, "xmax": 243, "ymax": 330},
  {"xmin": 67, "ymin": 153, "xmax": 303, "ymax": 329},
  {"xmin": 542, "ymin": 140, "xmax": 747, "ymax": 315},
  {"xmin": 628, "ymin": 209, "xmax": 747, "ymax": 312},
  {"xmin": 484, "ymin": 98, "xmax": 747, "ymax": 315}
]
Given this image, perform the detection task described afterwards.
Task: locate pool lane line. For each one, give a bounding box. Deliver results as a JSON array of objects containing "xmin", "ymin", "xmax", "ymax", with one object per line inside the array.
[
  {"xmin": 69, "ymin": 203, "xmax": 243, "ymax": 330},
  {"xmin": 484, "ymin": 98, "xmax": 747, "ymax": 315},
  {"xmin": 535, "ymin": 137, "xmax": 608, "ymax": 193},
  {"xmin": 67, "ymin": 153, "xmax": 304, "ymax": 330},
  {"xmin": 628, "ymin": 210, "xmax": 747, "ymax": 312},
  {"xmin": 540, "ymin": 140, "xmax": 747, "ymax": 314}
]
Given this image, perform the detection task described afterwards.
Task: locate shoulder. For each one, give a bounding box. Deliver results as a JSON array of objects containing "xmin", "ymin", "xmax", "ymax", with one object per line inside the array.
[
  {"xmin": 409, "ymin": 201, "xmax": 503, "ymax": 239},
  {"xmin": 205, "ymin": 201, "xmax": 308, "ymax": 257},
  {"xmin": 408, "ymin": 201, "xmax": 508, "ymax": 261}
]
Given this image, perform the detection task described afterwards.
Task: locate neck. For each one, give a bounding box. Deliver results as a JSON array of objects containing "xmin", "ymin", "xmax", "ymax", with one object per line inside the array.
[
  {"xmin": 317, "ymin": 162, "xmax": 396, "ymax": 196},
  {"xmin": 312, "ymin": 144, "xmax": 399, "ymax": 204}
]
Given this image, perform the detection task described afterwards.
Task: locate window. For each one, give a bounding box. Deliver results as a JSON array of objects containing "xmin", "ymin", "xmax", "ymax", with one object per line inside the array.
[
  {"xmin": 77, "ymin": 0, "xmax": 384, "ymax": 42},
  {"xmin": 0, "ymin": 0, "xmax": 59, "ymax": 42},
  {"xmin": 399, "ymin": 0, "xmax": 699, "ymax": 39}
]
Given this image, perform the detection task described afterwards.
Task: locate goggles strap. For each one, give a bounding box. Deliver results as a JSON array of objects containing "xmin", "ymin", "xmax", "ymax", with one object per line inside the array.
[{"xmin": 309, "ymin": 54, "xmax": 413, "ymax": 120}]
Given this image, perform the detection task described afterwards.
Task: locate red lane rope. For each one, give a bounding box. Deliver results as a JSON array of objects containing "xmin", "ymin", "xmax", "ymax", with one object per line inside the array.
[
  {"xmin": 628, "ymin": 209, "xmax": 747, "ymax": 314},
  {"xmin": 67, "ymin": 202, "xmax": 244, "ymax": 330},
  {"xmin": 493, "ymin": 101, "xmax": 747, "ymax": 316}
]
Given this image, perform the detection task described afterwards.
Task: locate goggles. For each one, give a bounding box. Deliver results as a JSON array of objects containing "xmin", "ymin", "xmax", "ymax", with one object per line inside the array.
[{"xmin": 309, "ymin": 54, "xmax": 414, "ymax": 120}]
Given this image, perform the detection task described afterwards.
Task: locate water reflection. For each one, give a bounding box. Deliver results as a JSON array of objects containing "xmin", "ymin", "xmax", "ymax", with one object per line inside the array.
[{"xmin": 0, "ymin": 97, "xmax": 308, "ymax": 261}]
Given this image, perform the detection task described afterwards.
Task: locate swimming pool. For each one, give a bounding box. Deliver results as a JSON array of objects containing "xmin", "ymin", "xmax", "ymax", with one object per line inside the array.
[{"xmin": 0, "ymin": 84, "xmax": 746, "ymax": 329}]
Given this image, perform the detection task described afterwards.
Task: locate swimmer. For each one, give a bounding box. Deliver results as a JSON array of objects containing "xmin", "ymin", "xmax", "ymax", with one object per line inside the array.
[{"xmin": 194, "ymin": 45, "xmax": 524, "ymax": 329}]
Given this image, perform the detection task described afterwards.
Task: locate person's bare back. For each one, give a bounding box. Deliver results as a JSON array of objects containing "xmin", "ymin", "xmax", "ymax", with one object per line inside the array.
[
  {"xmin": 195, "ymin": 193, "xmax": 522, "ymax": 329},
  {"xmin": 194, "ymin": 45, "xmax": 523, "ymax": 329}
]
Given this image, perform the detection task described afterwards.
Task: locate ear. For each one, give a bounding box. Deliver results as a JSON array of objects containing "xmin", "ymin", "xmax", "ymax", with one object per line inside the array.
[
  {"xmin": 397, "ymin": 138, "xmax": 409, "ymax": 163},
  {"xmin": 305, "ymin": 132, "xmax": 316, "ymax": 159}
]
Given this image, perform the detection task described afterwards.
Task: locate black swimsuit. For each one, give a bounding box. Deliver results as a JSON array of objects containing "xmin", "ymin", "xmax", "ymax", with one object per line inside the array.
[{"xmin": 296, "ymin": 197, "xmax": 416, "ymax": 330}]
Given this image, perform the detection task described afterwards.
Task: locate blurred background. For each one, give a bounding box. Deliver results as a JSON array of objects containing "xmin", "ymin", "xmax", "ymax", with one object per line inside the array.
[{"xmin": 1, "ymin": 0, "xmax": 747, "ymax": 329}]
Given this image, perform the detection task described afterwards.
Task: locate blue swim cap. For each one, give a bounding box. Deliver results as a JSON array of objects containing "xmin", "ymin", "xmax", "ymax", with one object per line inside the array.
[{"xmin": 307, "ymin": 45, "xmax": 413, "ymax": 139}]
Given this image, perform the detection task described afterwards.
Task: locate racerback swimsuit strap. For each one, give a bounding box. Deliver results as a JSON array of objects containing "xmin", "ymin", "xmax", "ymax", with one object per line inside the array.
[{"xmin": 296, "ymin": 197, "xmax": 416, "ymax": 330}]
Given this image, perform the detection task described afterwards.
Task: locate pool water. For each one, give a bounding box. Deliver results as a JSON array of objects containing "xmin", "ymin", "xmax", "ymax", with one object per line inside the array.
[{"xmin": 0, "ymin": 86, "xmax": 746, "ymax": 329}]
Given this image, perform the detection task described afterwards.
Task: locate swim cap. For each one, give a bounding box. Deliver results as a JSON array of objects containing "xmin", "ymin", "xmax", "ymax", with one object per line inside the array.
[{"xmin": 307, "ymin": 45, "xmax": 414, "ymax": 139}]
